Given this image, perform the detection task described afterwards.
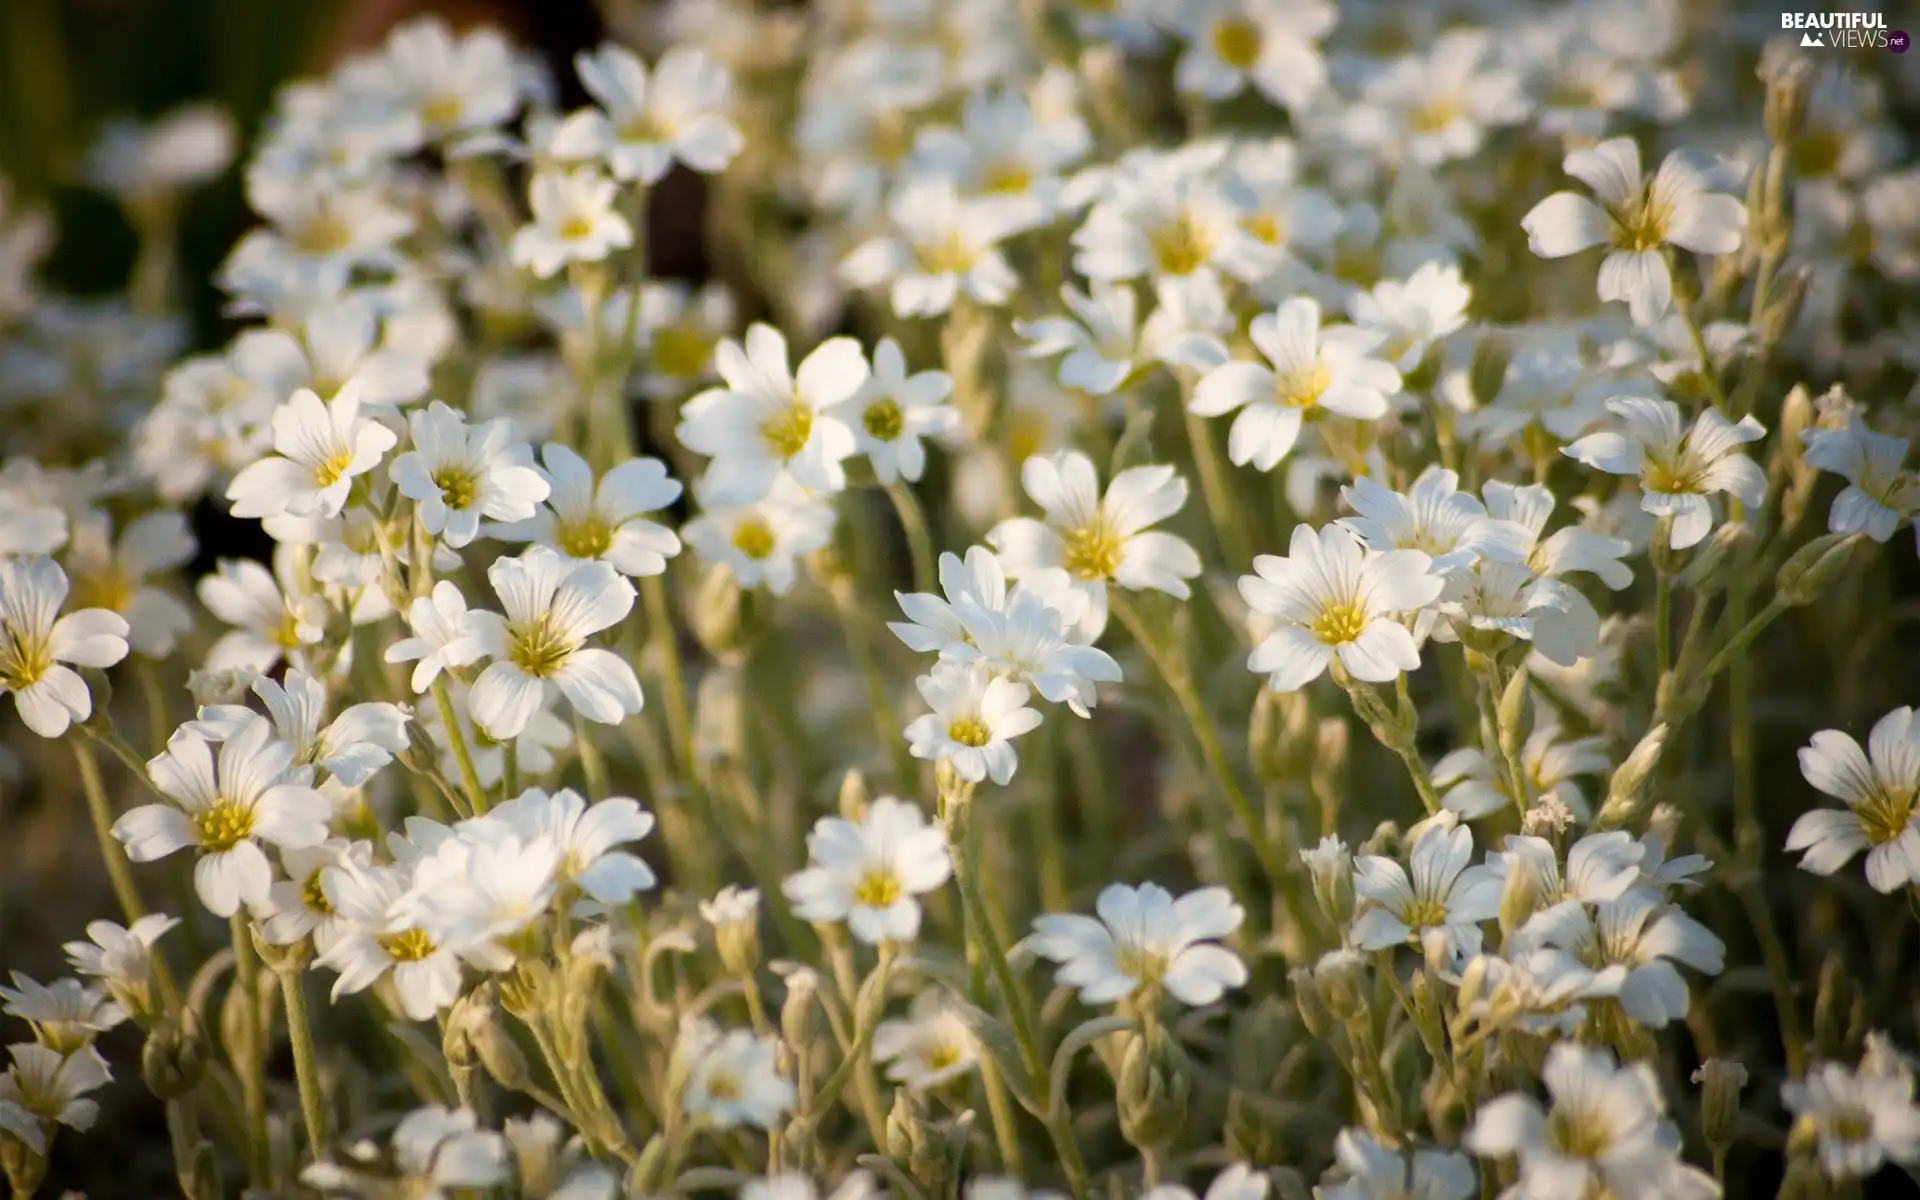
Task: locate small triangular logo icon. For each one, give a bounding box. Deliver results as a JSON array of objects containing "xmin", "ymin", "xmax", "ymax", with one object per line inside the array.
[{"xmin": 1801, "ymin": 30, "xmax": 1824, "ymax": 46}]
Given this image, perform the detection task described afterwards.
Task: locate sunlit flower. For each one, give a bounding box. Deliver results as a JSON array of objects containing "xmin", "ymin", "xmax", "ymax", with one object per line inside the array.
[
  {"xmin": 784, "ymin": 797, "xmax": 951, "ymax": 943},
  {"xmin": 1030, "ymin": 881, "xmax": 1247, "ymax": 1007}
]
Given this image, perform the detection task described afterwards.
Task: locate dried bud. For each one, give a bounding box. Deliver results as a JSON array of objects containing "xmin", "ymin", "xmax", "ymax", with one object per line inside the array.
[
  {"xmin": 1520, "ymin": 793, "xmax": 1576, "ymax": 839},
  {"xmin": 1116, "ymin": 1030, "xmax": 1189, "ymax": 1152},
  {"xmin": 1777, "ymin": 533, "xmax": 1860, "ymax": 607},
  {"xmin": 1693, "ymin": 1058, "xmax": 1748, "ymax": 1153}
]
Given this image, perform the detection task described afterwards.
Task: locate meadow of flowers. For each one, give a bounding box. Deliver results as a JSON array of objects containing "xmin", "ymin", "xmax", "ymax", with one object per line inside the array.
[{"xmin": 1, "ymin": 1, "xmax": 1919, "ymax": 1197}]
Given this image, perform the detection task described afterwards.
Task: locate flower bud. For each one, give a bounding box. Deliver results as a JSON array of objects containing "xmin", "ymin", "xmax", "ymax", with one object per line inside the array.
[
  {"xmin": 687, "ymin": 564, "xmax": 751, "ymax": 662},
  {"xmin": 1314, "ymin": 949, "xmax": 1368, "ymax": 1022},
  {"xmin": 1299, "ymin": 835, "xmax": 1354, "ymax": 929},
  {"xmin": 1223, "ymin": 1087, "xmax": 1279, "ymax": 1166},
  {"xmin": 701, "ymin": 886, "xmax": 763, "ymax": 978},
  {"xmin": 780, "ymin": 968, "xmax": 822, "ymax": 1052},
  {"xmin": 1756, "ymin": 265, "xmax": 1811, "ymax": 348},
  {"xmin": 1693, "ymin": 1058, "xmax": 1748, "ymax": 1155},
  {"xmin": 1813, "ymin": 954, "xmax": 1861, "ymax": 1061},
  {"xmin": 458, "ymin": 986, "xmax": 529, "ymax": 1093},
  {"xmin": 141, "ymin": 1015, "xmax": 207, "ymax": 1100},
  {"xmin": 838, "ymin": 768, "xmax": 870, "ymax": 820},
  {"xmin": 1594, "ymin": 724, "xmax": 1667, "ymax": 829},
  {"xmin": 692, "ymin": 664, "xmax": 747, "ymax": 768},
  {"xmin": 1309, "ymin": 717, "xmax": 1349, "ymax": 804},
  {"xmin": 1777, "ymin": 533, "xmax": 1860, "ymax": 607},
  {"xmin": 1289, "ymin": 967, "xmax": 1332, "ymax": 1040},
  {"xmin": 1116, "ymin": 1030, "xmax": 1190, "ymax": 1152},
  {"xmin": 1, "ymin": 1133, "xmax": 47, "ymax": 1200},
  {"xmin": 1469, "ymin": 331, "xmax": 1510, "ymax": 409},
  {"xmin": 1679, "ymin": 521, "xmax": 1754, "ymax": 599},
  {"xmin": 884, "ymin": 1088, "xmax": 949, "ymax": 1193},
  {"xmin": 1759, "ymin": 43, "xmax": 1817, "ymax": 145}
]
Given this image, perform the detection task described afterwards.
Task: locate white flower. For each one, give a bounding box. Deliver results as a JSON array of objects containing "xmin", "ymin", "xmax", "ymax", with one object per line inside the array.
[
  {"xmin": 1170, "ymin": 0, "xmax": 1333, "ymax": 113},
  {"xmin": 783, "ymin": 797, "xmax": 951, "ymax": 944},
  {"xmin": 1190, "ymin": 297, "xmax": 1402, "ymax": 471},
  {"xmin": 315, "ymin": 860, "xmax": 464, "ymax": 1021},
  {"xmin": 1347, "ymin": 262, "xmax": 1472, "ymax": 373},
  {"xmin": 908, "ymin": 86, "xmax": 1086, "ymax": 223},
  {"xmin": 261, "ymin": 838, "xmax": 368, "ymax": 954},
  {"xmin": 741, "ymin": 1173, "xmax": 878, "ymax": 1200},
  {"xmin": 385, "ymin": 581, "xmax": 490, "ymax": 694},
  {"xmin": 701, "ymin": 885, "xmax": 760, "ymax": 928},
  {"xmin": 1351, "ymin": 819, "xmax": 1500, "ymax": 958},
  {"xmin": 1803, "ymin": 421, "xmax": 1920, "ymax": 547},
  {"xmin": 987, "ymin": 451, "xmax": 1201, "ymax": 639},
  {"xmin": 1238, "ymin": 524, "xmax": 1442, "ymax": 692},
  {"xmin": 1783, "ymin": 1042, "xmax": 1920, "ymax": 1182},
  {"xmin": 904, "ymin": 663, "xmax": 1042, "ymax": 785},
  {"xmin": 352, "ymin": 16, "xmax": 524, "ymax": 147},
  {"xmin": 0, "ymin": 1043, "xmax": 110, "ymax": 1155},
  {"xmin": 60, "ymin": 508, "xmax": 196, "ymax": 658},
  {"xmin": 1142, "ymin": 1163, "xmax": 1271, "ymax": 1200},
  {"xmin": 1029, "ymin": 881, "xmax": 1247, "ymax": 1007},
  {"xmin": 420, "ymin": 679, "xmax": 571, "ymax": 790},
  {"xmin": 1510, "ymin": 893, "xmax": 1725, "ymax": 1030},
  {"xmin": 634, "ymin": 280, "xmax": 734, "ymax": 399},
  {"xmin": 491, "ymin": 787, "xmax": 657, "ymax": 906},
  {"xmin": 0, "ymin": 555, "xmax": 129, "ymax": 737},
  {"xmin": 500, "ymin": 1112, "xmax": 619, "ymax": 1200},
  {"xmin": 1338, "ymin": 468, "xmax": 1531, "ymax": 575},
  {"xmin": 677, "ymin": 323, "xmax": 866, "ymax": 505},
  {"xmin": 226, "ymin": 382, "xmax": 397, "ymax": 520},
  {"xmin": 111, "ymin": 716, "xmax": 330, "ymax": 917},
  {"xmin": 62, "ymin": 915, "xmax": 178, "ymax": 992},
  {"xmin": 0, "ymin": 975, "xmax": 124, "ymax": 1053},
  {"xmin": 198, "ymin": 552, "xmax": 329, "ymax": 674},
  {"xmin": 468, "ymin": 546, "xmax": 641, "ymax": 740},
  {"xmin": 552, "ymin": 44, "xmax": 743, "ymax": 184},
  {"xmin": 343, "ymin": 1104, "xmax": 509, "ymax": 1197},
  {"xmin": 1787, "ymin": 706, "xmax": 1920, "ymax": 893},
  {"xmin": 390, "ymin": 401, "xmax": 550, "ymax": 548},
  {"xmin": 1072, "ymin": 161, "xmax": 1265, "ymax": 284},
  {"xmin": 1433, "ymin": 715, "xmax": 1613, "ymax": 819},
  {"xmin": 1487, "ymin": 832, "xmax": 1646, "ymax": 910},
  {"xmin": 190, "ymin": 667, "xmax": 410, "ymax": 787},
  {"xmin": 493, "ymin": 443, "xmax": 683, "ymax": 576},
  {"xmin": 1314, "ymin": 1129, "xmax": 1475, "ymax": 1200},
  {"xmin": 841, "ymin": 179, "xmax": 1028, "ymax": 317},
  {"xmin": 404, "ymin": 825, "xmax": 562, "ymax": 963},
  {"xmin": 834, "ymin": 337, "xmax": 957, "ymax": 485},
  {"xmin": 873, "ymin": 990, "xmax": 977, "ymax": 1092},
  {"xmin": 1466, "ymin": 1042, "xmax": 1719, "ymax": 1200},
  {"xmin": 1563, "ymin": 396, "xmax": 1766, "ymax": 549},
  {"xmin": 1352, "ymin": 29, "xmax": 1530, "ymax": 168},
  {"xmin": 1434, "ymin": 561, "xmax": 1601, "ymax": 668},
  {"xmin": 681, "ymin": 476, "xmax": 837, "ymax": 595},
  {"xmin": 87, "ymin": 103, "xmax": 236, "ymax": 203},
  {"xmin": 1521, "ymin": 137, "xmax": 1747, "ymax": 325},
  {"xmin": 677, "ymin": 1018, "xmax": 796, "ymax": 1130},
  {"xmin": 510, "ymin": 169, "xmax": 634, "ymax": 279},
  {"xmin": 1014, "ymin": 281, "xmax": 1145, "ymax": 396}
]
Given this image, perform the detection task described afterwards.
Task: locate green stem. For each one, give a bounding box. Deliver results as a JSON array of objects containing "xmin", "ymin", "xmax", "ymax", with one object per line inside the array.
[
  {"xmin": 835, "ymin": 589, "xmax": 918, "ymax": 788},
  {"xmin": 1180, "ymin": 389, "xmax": 1253, "ymax": 571},
  {"xmin": 641, "ymin": 574, "xmax": 698, "ymax": 778},
  {"xmin": 884, "ymin": 481, "xmax": 938, "ymax": 598},
  {"xmin": 229, "ymin": 915, "xmax": 269, "ymax": 1188},
  {"xmin": 574, "ymin": 712, "xmax": 610, "ymax": 799},
  {"xmin": 278, "ymin": 967, "xmax": 328, "ymax": 1159},
  {"xmin": 1655, "ymin": 573, "xmax": 1672, "ymax": 678},
  {"xmin": 430, "ymin": 679, "xmax": 487, "ymax": 816},
  {"xmin": 74, "ymin": 738, "xmax": 147, "ymax": 930},
  {"xmin": 1110, "ymin": 595, "xmax": 1286, "ymax": 890}
]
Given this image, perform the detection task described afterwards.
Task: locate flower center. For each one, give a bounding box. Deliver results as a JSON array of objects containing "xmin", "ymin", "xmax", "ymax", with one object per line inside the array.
[
  {"xmin": 0, "ymin": 624, "xmax": 52, "ymax": 691},
  {"xmin": 916, "ymin": 231, "xmax": 977, "ymax": 276},
  {"xmin": 1211, "ymin": 16, "xmax": 1263, "ymax": 69},
  {"xmin": 1855, "ymin": 784, "xmax": 1916, "ymax": 846},
  {"xmin": 982, "ymin": 161, "xmax": 1032, "ymax": 195},
  {"xmin": 868, "ymin": 112, "xmax": 913, "ymax": 166},
  {"xmin": 1612, "ymin": 188, "xmax": 1671, "ymax": 253},
  {"xmin": 558, "ymin": 514, "xmax": 615, "ymax": 559},
  {"xmin": 1830, "ymin": 1107, "xmax": 1876, "ymax": 1144},
  {"xmin": 1148, "ymin": 212, "xmax": 1213, "ymax": 276},
  {"xmin": 1641, "ymin": 448, "xmax": 1703, "ymax": 496},
  {"xmin": 194, "ymin": 799, "xmax": 258, "ymax": 854},
  {"xmin": 558, "ymin": 214, "xmax": 597, "ymax": 241},
  {"xmin": 862, "ymin": 398, "xmax": 905, "ymax": 442},
  {"xmin": 1409, "ymin": 94, "xmax": 1465, "ymax": 135},
  {"xmin": 948, "ymin": 715, "xmax": 992, "ymax": 748},
  {"xmin": 731, "ymin": 519, "xmax": 776, "ymax": 561},
  {"xmin": 617, "ymin": 113, "xmax": 667, "ymax": 144},
  {"xmin": 379, "ymin": 928, "xmax": 437, "ymax": 962},
  {"xmin": 651, "ymin": 323, "xmax": 715, "ymax": 380},
  {"xmin": 761, "ymin": 401, "xmax": 815, "ymax": 459},
  {"xmin": 926, "ymin": 1040, "xmax": 964, "ymax": 1071},
  {"xmin": 292, "ymin": 209, "xmax": 355, "ymax": 256},
  {"xmin": 420, "ymin": 93, "xmax": 464, "ymax": 131},
  {"xmin": 302, "ymin": 871, "xmax": 335, "ymax": 916},
  {"xmin": 71, "ymin": 566, "xmax": 136, "ymax": 614},
  {"xmin": 1400, "ymin": 895, "xmax": 1450, "ymax": 931},
  {"xmin": 1113, "ymin": 943, "xmax": 1168, "ymax": 983},
  {"xmin": 706, "ymin": 1071, "xmax": 742, "ymax": 1101},
  {"xmin": 507, "ymin": 616, "xmax": 577, "ymax": 678},
  {"xmin": 313, "ymin": 450, "xmax": 357, "ymax": 490},
  {"xmin": 853, "ymin": 869, "xmax": 903, "ymax": 908},
  {"xmin": 432, "ymin": 465, "xmax": 481, "ymax": 512},
  {"xmin": 1547, "ymin": 1105, "xmax": 1613, "ymax": 1160},
  {"xmin": 1061, "ymin": 516, "xmax": 1124, "ymax": 580},
  {"xmin": 1275, "ymin": 360, "xmax": 1333, "ymax": 409},
  {"xmin": 272, "ymin": 611, "xmax": 307, "ymax": 650},
  {"xmin": 1310, "ymin": 600, "xmax": 1368, "ymax": 646},
  {"xmin": 1243, "ymin": 211, "xmax": 1285, "ymax": 246}
]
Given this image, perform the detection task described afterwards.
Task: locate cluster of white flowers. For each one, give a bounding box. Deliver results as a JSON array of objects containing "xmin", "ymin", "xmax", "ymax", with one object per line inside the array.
[{"xmin": 3, "ymin": 3, "xmax": 1920, "ymax": 1199}]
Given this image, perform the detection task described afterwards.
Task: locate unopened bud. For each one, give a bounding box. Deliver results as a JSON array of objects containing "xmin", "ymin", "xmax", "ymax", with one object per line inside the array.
[
  {"xmin": 1594, "ymin": 724, "xmax": 1668, "ymax": 828},
  {"xmin": 838, "ymin": 769, "xmax": 869, "ymax": 820},
  {"xmin": 457, "ymin": 986, "xmax": 529, "ymax": 1092},
  {"xmin": 1300, "ymin": 835, "xmax": 1355, "ymax": 929},
  {"xmin": 1693, "ymin": 1058, "xmax": 1748, "ymax": 1153},
  {"xmin": 1224, "ymin": 1087, "xmax": 1278, "ymax": 1166},
  {"xmin": 0, "ymin": 1134, "xmax": 47, "ymax": 1200},
  {"xmin": 1116, "ymin": 1030, "xmax": 1189, "ymax": 1152},
  {"xmin": 1813, "ymin": 954, "xmax": 1860, "ymax": 1061},
  {"xmin": 701, "ymin": 886, "xmax": 763, "ymax": 978},
  {"xmin": 1309, "ymin": 716, "xmax": 1349, "ymax": 802},
  {"xmin": 141, "ymin": 1016, "xmax": 207, "ymax": 1100},
  {"xmin": 1496, "ymin": 667, "xmax": 1529, "ymax": 758},
  {"xmin": 1314, "ymin": 949, "xmax": 1368, "ymax": 1022},
  {"xmin": 1498, "ymin": 865, "xmax": 1543, "ymax": 938},
  {"xmin": 687, "ymin": 564, "xmax": 750, "ymax": 662},
  {"xmin": 1757, "ymin": 266, "xmax": 1812, "ymax": 347},
  {"xmin": 1289, "ymin": 967, "xmax": 1332, "ymax": 1040},
  {"xmin": 1469, "ymin": 331, "xmax": 1511, "ymax": 409},
  {"xmin": 692, "ymin": 664, "xmax": 747, "ymax": 767},
  {"xmin": 884, "ymin": 1088, "xmax": 948, "ymax": 1192},
  {"xmin": 1776, "ymin": 1149, "xmax": 1826, "ymax": 1200},
  {"xmin": 780, "ymin": 968, "xmax": 821, "ymax": 1052},
  {"xmin": 1777, "ymin": 533, "xmax": 1860, "ymax": 607},
  {"xmin": 1680, "ymin": 521, "xmax": 1754, "ymax": 598},
  {"xmin": 1759, "ymin": 43, "xmax": 1817, "ymax": 145}
]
